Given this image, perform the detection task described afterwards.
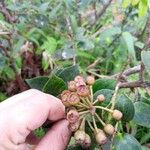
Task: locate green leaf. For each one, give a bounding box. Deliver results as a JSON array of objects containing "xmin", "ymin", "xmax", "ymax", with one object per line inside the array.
[
  {"xmin": 113, "ymin": 133, "xmax": 142, "ymax": 150},
  {"xmin": 26, "ymin": 76, "xmax": 49, "ymax": 90},
  {"xmin": 138, "ymin": 0, "xmax": 148, "ymax": 17},
  {"xmin": 93, "ymin": 89, "xmax": 114, "ymax": 106},
  {"xmin": 122, "ymin": 32, "xmax": 136, "ymax": 61},
  {"xmin": 133, "ymin": 102, "xmax": 150, "ymax": 128},
  {"xmin": 122, "ymin": 0, "xmax": 131, "ymax": 8},
  {"xmin": 115, "ymin": 95, "xmax": 135, "ymax": 122},
  {"xmin": 41, "ymin": 37, "xmax": 57, "ymax": 55},
  {"xmin": 93, "ymin": 79, "xmax": 117, "ymax": 93},
  {"xmin": 57, "ymin": 65, "xmax": 80, "ymax": 83},
  {"xmin": 141, "ymin": 51, "xmax": 150, "ymax": 76},
  {"xmin": 131, "ymin": 0, "xmax": 140, "ymax": 6},
  {"xmin": 43, "ymin": 75, "xmax": 67, "ymax": 96}
]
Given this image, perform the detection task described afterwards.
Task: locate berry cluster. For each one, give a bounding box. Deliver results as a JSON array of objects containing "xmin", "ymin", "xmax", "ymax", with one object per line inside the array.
[{"xmin": 60, "ymin": 75, "xmax": 123, "ymax": 148}]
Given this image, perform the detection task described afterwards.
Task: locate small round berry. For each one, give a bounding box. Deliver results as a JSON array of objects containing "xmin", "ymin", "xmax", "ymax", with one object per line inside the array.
[
  {"xmin": 68, "ymin": 81, "xmax": 76, "ymax": 91},
  {"xmin": 68, "ymin": 92, "xmax": 80, "ymax": 105},
  {"xmin": 60, "ymin": 90, "xmax": 71, "ymax": 106},
  {"xmin": 86, "ymin": 76, "xmax": 95, "ymax": 85},
  {"xmin": 67, "ymin": 109, "xmax": 80, "ymax": 123},
  {"xmin": 95, "ymin": 129, "xmax": 107, "ymax": 145},
  {"xmin": 68, "ymin": 120, "xmax": 80, "ymax": 132},
  {"xmin": 97, "ymin": 94, "xmax": 105, "ymax": 102},
  {"xmin": 74, "ymin": 130, "xmax": 86, "ymax": 144},
  {"xmin": 104, "ymin": 124, "xmax": 115, "ymax": 135},
  {"xmin": 112, "ymin": 109, "xmax": 123, "ymax": 120},
  {"xmin": 81, "ymin": 133, "xmax": 91, "ymax": 148},
  {"xmin": 77, "ymin": 85, "xmax": 89, "ymax": 97},
  {"xmin": 74, "ymin": 76, "xmax": 84, "ymax": 82}
]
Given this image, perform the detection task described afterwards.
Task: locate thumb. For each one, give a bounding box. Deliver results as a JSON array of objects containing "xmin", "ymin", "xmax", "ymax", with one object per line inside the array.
[{"xmin": 35, "ymin": 120, "xmax": 71, "ymax": 150}]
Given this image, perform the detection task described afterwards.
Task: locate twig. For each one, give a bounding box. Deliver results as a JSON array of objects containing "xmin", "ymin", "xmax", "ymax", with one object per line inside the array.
[
  {"xmin": 119, "ymin": 81, "xmax": 150, "ymax": 88},
  {"xmin": 93, "ymin": 0, "xmax": 113, "ymax": 24},
  {"xmin": 111, "ymin": 84, "xmax": 119, "ymax": 109}
]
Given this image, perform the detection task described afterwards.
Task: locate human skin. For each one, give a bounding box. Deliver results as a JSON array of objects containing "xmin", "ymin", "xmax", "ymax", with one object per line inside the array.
[{"xmin": 0, "ymin": 89, "xmax": 71, "ymax": 150}]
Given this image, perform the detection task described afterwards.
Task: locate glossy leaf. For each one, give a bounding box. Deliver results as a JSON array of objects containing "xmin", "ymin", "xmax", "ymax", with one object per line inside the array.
[
  {"xmin": 93, "ymin": 79, "xmax": 117, "ymax": 93},
  {"xmin": 133, "ymin": 102, "xmax": 150, "ymax": 128},
  {"xmin": 26, "ymin": 76, "xmax": 49, "ymax": 90},
  {"xmin": 114, "ymin": 133, "xmax": 142, "ymax": 150},
  {"xmin": 57, "ymin": 65, "xmax": 80, "ymax": 83},
  {"xmin": 122, "ymin": 32, "xmax": 136, "ymax": 61},
  {"xmin": 141, "ymin": 51, "xmax": 150, "ymax": 76},
  {"xmin": 42, "ymin": 75, "xmax": 67, "ymax": 96},
  {"xmin": 115, "ymin": 95, "xmax": 135, "ymax": 122}
]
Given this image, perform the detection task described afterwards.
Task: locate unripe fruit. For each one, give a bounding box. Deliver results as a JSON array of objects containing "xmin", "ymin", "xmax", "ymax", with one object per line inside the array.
[
  {"xmin": 95, "ymin": 129, "xmax": 107, "ymax": 145},
  {"xmin": 97, "ymin": 94, "xmax": 105, "ymax": 102},
  {"xmin": 86, "ymin": 76, "xmax": 95, "ymax": 85},
  {"xmin": 81, "ymin": 133, "xmax": 91, "ymax": 148},
  {"xmin": 68, "ymin": 92, "xmax": 80, "ymax": 105},
  {"xmin": 67, "ymin": 109, "xmax": 79, "ymax": 123},
  {"xmin": 74, "ymin": 76, "xmax": 84, "ymax": 82},
  {"xmin": 68, "ymin": 120, "xmax": 80, "ymax": 132},
  {"xmin": 77, "ymin": 85, "xmax": 89, "ymax": 97},
  {"xmin": 68, "ymin": 81, "xmax": 76, "ymax": 91},
  {"xmin": 112, "ymin": 109, "xmax": 123, "ymax": 120},
  {"xmin": 104, "ymin": 124, "xmax": 115, "ymax": 135},
  {"xmin": 74, "ymin": 76, "xmax": 86, "ymax": 87},
  {"xmin": 60, "ymin": 90, "xmax": 71, "ymax": 106},
  {"xmin": 74, "ymin": 130, "xmax": 86, "ymax": 144}
]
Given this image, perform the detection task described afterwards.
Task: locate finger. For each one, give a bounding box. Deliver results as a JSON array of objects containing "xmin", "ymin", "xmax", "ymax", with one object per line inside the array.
[
  {"xmin": 0, "ymin": 89, "xmax": 41, "ymax": 111},
  {"xmin": 35, "ymin": 120, "xmax": 71, "ymax": 150},
  {"xmin": 3, "ymin": 91, "xmax": 65, "ymax": 146}
]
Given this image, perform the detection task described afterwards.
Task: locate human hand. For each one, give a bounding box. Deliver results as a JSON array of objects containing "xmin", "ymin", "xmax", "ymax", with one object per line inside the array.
[{"xmin": 0, "ymin": 89, "xmax": 71, "ymax": 150}]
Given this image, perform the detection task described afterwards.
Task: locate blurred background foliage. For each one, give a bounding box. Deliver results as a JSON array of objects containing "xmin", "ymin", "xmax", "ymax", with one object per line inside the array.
[{"xmin": 0, "ymin": 0, "xmax": 150, "ymax": 149}]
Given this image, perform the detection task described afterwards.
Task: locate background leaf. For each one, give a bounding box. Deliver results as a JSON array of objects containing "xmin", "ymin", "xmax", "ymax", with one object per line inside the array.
[
  {"xmin": 93, "ymin": 79, "xmax": 117, "ymax": 93},
  {"xmin": 42, "ymin": 75, "xmax": 67, "ymax": 96},
  {"xmin": 133, "ymin": 102, "xmax": 150, "ymax": 128},
  {"xmin": 57, "ymin": 65, "xmax": 80, "ymax": 82},
  {"xmin": 26, "ymin": 76, "xmax": 49, "ymax": 90},
  {"xmin": 114, "ymin": 133, "xmax": 142, "ymax": 150},
  {"xmin": 141, "ymin": 51, "xmax": 150, "ymax": 76}
]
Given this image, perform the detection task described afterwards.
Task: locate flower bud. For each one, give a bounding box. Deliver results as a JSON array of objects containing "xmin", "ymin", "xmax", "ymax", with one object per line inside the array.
[
  {"xmin": 77, "ymin": 85, "xmax": 89, "ymax": 97},
  {"xmin": 112, "ymin": 109, "xmax": 123, "ymax": 120},
  {"xmin": 104, "ymin": 124, "xmax": 115, "ymax": 135},
  {"xmin": 97, "ymin": 94, "xmax": 105, "ymax": 102},
  {"xmin": 74, "ymin": 130, "xmax": 86, "ymax": 145},
  {"xmin": 67, "ymin": 109, "xmax": 80, "ymax": 123},
  {"xmin": 68, "ymin": 92, "xmax": 80, "ymax": 105},
  {"xmin": 95, "ymin": 129, "xmax": 107, "ymax": 145},
  {"xmin": 68, "ymin": 81, "xmax": 76, "ymax": 92},
  {"xmin": 68, "ymin": 120, "xmax": 81, "ymax": 132},
  {"xmin": 60, "ymin": 90, "xmax": 71, "ymax": 106},
  {"xmin": 86, "ymin": 76, "xmax": 95, "ymax": 85},
  {"xmin": 81, "ymin": 133, "xmax": 91, "ymax": 148}
]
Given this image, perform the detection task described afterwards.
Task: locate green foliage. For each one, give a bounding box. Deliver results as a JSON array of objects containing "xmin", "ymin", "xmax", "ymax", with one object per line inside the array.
[
  {"xmin": 115, "ymin": 95, "xmax": 135, "ymax": 122},
  {"xmin": 133, "ymin": 102, "xmax": 150, "ymax": 128},
  {"xmin": 113, "ymin": 133, "xmax": 142, "ymax": 150},
  {"xmin": 93, "ymin": 79, "xmax": 117, "ymax": 93}
]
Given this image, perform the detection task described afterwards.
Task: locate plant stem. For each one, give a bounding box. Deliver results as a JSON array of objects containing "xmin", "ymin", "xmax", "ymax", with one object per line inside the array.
[
  {"xmin": 77, "ymin": 102, "xmax": 89, "ymax": 109},
  {"xmin": 85, "ymin": 97, "xmax": 92, "ymax": 106},
  {"xmin": 111, "ymin": 84, "xmax": 119, "ymax": 109},
  {"xmin": 79, "ymin": 110, "xmax": 90, "ymax": 116},
  {"xmin": 80, "ymin": 97, "xmax": 90, "ymax": 106},
  {"xmin": 87, "ymin": 120, "xmax": 94, "ymax": 131},
  {"xmin": 90, "ymin": 85, "xmax": 93, "ymax": 102},
  {"xmin": 95, "ymin": 113, "xmax": 106, "ymax": 126},
  {"xmin": 92, "ymin": 116, "xmax": 98, "ymax": 132},
  {"xmin": 93, "ymin": 99, "xmax": 98, "ymax": 105},
  {"xmin": 95, "ymin": 106, "xmax": 113, "ymax": 113},
  {"xmin": 79, "ymin": 117, "xmax": 86, "ymax": 130}
]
